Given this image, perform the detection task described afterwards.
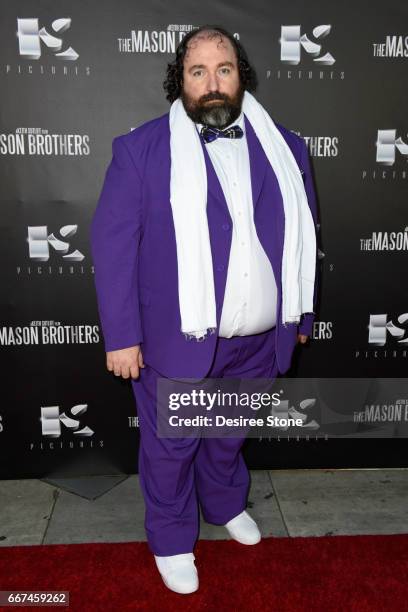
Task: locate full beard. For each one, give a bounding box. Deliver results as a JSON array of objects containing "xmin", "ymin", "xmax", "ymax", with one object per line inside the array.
[{"xmin": 181, "ymin": 83, "xmax": 245, "ymax": 129}]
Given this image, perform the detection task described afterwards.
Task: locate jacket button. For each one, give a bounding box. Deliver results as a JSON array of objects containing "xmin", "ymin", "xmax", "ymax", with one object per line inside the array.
[{"xmin": 222, "ymin": 223, "xmax": 230, "ymax": 231}]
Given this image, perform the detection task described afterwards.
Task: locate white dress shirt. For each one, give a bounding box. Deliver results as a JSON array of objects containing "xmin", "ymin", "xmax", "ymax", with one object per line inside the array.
[{"xmin": 196, "ymin": 111, "xmax": 278, "ymax": 338}]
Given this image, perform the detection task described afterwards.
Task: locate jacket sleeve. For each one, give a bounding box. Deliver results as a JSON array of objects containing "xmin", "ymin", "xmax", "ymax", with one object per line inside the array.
[
  {"xmin": 298, "ymin": 137, "xmax": 320, "ymax": 337},
  {"xmin": 90, "ymin": 135, "xmax": 144, "ymax": 352}
]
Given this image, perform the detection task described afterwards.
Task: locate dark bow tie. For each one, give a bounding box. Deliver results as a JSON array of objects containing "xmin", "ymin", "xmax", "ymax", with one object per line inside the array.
[{"xmin": 200, "ymin": 124, "xmax": 244, "ymax": 144}]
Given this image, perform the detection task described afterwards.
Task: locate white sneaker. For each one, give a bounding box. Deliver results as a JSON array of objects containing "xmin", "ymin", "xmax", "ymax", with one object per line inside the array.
[
  {"xmin": 154, "ymin": 553, "xmax": 199, "ymax": 594},
  {"xmin": 224, "ymin": 510, "xmax": 261, "ymax": 545}
]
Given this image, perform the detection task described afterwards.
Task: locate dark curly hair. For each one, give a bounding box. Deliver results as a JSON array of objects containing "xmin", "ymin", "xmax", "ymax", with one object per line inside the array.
[{"xmin": 163, "ymin": 25, "xmax": 258, "ymax": 103}]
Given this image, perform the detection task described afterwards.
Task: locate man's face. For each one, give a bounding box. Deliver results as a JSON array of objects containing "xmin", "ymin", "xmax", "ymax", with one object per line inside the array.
[{"xmin": 181, "ymin": 33, "xmax": 244, "ymax": 129}]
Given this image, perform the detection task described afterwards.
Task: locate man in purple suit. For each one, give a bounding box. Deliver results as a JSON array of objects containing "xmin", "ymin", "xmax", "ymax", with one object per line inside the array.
[{"xmin": 90, "ymin": 25, "xmax": 319, "ymax": 594}]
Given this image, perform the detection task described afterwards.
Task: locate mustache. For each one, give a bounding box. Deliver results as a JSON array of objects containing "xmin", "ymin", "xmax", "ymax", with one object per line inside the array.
[{"xmin": 200, "ymin": 92, "xmax": 229, "ymax": 103}]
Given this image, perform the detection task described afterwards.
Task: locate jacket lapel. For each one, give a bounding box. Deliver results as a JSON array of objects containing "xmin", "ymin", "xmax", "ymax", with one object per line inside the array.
[{"xmin": 244, "ymin": 114, "xmax": 268, "ymax": 209}]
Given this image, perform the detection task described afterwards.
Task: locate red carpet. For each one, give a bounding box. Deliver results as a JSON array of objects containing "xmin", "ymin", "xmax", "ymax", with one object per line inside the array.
[{"xmin": 0, "ymin": 535, "xmax": 407, "ymax": 611}]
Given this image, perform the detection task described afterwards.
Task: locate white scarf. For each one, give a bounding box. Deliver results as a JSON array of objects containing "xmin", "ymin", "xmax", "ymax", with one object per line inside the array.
[{"xmin": 169, "ymin": 90, "xmax": 316, "ymax": 341}]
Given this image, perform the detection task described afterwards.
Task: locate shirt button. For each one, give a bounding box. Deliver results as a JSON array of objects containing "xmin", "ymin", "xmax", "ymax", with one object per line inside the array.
[
  {"xmin": 244, "ymin": 272, "xmax": 248, "ymax": 277},
  {"xmin": 233, "ymin": 182, "xmax": 237, "ymax": 187},
  {"xmin": 243, "ymin": 302, "xmax": 247, "ymax": 307},
  {"xmin": 222, "ymin": 223, "xmax": 230, "ymax": 231},
  {"xmin": 241, "ymin": 241, "xmax": 245, "ymax": 246},
  {"xmin": 238, "ymin": 211, "xmax": 242, "ymax": 216},
  {"xmin": 217, "ymin": 264, "xmax": 225, "ymax": 272}
]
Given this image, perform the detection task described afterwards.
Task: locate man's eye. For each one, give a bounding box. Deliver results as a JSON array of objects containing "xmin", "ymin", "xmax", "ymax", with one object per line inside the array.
[
  {"xmin": 220, "ymin": 68, "xmax": 230, "ymax": 74},
  {"xmin": 193, "ymin": 71, "xmax": 203, "ymax": 77}
]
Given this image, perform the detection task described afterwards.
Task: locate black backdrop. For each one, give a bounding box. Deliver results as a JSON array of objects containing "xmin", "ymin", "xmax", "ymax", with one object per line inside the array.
[{"xmin": 1, "ymin": 1, "xmax": 407, "ymax": 478}]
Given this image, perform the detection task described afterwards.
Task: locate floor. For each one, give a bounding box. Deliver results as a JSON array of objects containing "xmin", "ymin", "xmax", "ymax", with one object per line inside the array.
[{"xmin": 0, "ymin": 469, "xmax": 407, "ymax": 547}]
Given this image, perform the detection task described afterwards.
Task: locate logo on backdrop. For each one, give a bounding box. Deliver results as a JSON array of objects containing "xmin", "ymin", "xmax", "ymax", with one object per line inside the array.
[
  {"xmin": 17, "ymin": 225, "xmax": 94, "ymax": 276},
  {"xmin": 41, "ymin": 405, "xmax": 93, "ymax": 437},
  {"xmin": 368, "ymin": 314, "xmax": 408, "ymax": 346},
  {"xmin": 17, "ymin": 18, "xmax": 78, "ymax": 60},
  {"xmin": 269, "ymin": 24, "xmax": 344, "ymax": 80},
  {"xmin": 360, "ymin": 228, "xmax": 408, "ymax": 251},
  {"xmin": 27, "ymin": 225, "xmax": 84, "ymax": 261},
  {"xmin": 372, "ymin": 35, "xmax": 408, "ymax": 58},
  {"xmin": 280, "ymin": 25, "xmax": 335, "ymax": 65},
  {"xmin": 0, "ymin": 128, "xmax": 90, "ymax": 156},
  {"xmin": 355, "ymin": 313, "xmax": 408, "ymax": 360},
  {"xmin": 0, "ymin": 322, "xmax": 100, "ymax": 346},
  {"xmin": 362, "ymin": 130, "xmax": 408, "ymax": 181},
  {"xmin": 376, "ymin": 130, "xmax": 408, "ymax": 165},
  {"xmin": 117, "ymin": 24, "xmax": 240, "ymax": 54},
  {"xmin": 5, "ymin": 18, "xmax": 89, "ymax": 76},
  {"xmin": 29, "ymin": 404, "xmax": 103, "ymax": 451}
]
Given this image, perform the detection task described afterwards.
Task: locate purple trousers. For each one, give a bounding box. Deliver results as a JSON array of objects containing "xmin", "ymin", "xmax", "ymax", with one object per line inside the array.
[{"xmin": 130, "ymin": 325, "xmax": 278, "ymax": 556}]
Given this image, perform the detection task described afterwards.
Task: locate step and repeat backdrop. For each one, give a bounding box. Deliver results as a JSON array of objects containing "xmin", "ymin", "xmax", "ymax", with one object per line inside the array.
[{"xmin": 1, "ymin": 1, "xmax": 407, "ymax": 478}]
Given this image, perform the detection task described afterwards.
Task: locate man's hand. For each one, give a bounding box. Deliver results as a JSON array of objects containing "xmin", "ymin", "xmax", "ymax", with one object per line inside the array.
[
  {"xmin": 297, "ymin": 334, "xmax": 309, "ymax": 344},
  {"xmin": 106, "ymin": 345, "xmax": 145, "ymax": 379}
]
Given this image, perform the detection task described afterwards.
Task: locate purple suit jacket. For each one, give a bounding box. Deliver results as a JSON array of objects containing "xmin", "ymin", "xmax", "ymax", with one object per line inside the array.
[{"xmin": 90, "ymin": 111, "xmax": 319, "ymax": 378}]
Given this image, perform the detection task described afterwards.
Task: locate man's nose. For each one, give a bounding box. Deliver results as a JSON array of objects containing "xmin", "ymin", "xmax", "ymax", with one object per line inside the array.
[{"xmin": 206, "ymin": 72, "xmax": 222, "ymax": 92}]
